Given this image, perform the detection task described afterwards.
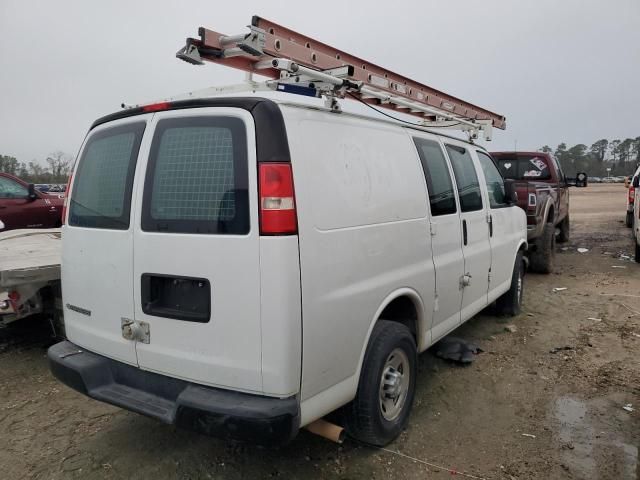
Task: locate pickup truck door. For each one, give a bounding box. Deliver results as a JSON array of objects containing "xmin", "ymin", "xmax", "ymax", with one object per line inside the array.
[
  {"xmin": 413, "ymin": 136, "xmax": 464, "ymax": 340},
  {"xmin": 445, "ymin": 144, "xmax": 491, "ymax": 321}
]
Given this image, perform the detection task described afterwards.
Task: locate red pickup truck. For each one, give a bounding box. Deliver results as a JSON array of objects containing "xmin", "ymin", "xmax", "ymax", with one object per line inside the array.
[
  {"xmin": 0, "ymin": 173, "xmax": 64, "ymax": 231},
  {"xmin": 490, "ymin": 152, "xmax": 570, "ymax": 273}
]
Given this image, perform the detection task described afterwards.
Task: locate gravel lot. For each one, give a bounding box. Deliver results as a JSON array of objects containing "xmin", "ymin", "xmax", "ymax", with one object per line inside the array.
[{"xmin": 1, "ymin": 183, "xmax": 638, "ymax": 479}]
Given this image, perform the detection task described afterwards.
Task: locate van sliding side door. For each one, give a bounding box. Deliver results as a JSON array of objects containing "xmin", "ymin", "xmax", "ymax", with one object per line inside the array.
[
  {"xmin": 413, "ymin": 137, "xmax": 464, "ymax": 340},
  {"xmin": 445, "ymin": 144, "xmax": 491, "ymax": 321}
]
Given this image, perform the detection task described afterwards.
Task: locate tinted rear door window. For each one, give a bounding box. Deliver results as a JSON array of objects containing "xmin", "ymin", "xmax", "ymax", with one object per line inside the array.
[
  {"xmin": 69, "ymin": 122, "xmax": 145, "ymax": 229},
  {"xmin": 446, "ymin": 145, "xmax": 483, "ymax": 212},
  {"xmin": 142, "ymin": 116, "xmax": 249, "ymax": 234},
  {"xmin": 413, "ymin": 138, "xmax": 457, "ymax": 216}
]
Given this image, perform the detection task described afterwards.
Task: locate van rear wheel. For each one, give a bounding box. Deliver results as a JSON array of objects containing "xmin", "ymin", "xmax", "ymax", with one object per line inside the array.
[{"xmin": 345, "ymin": 320, "xmax": 417, "ymax": 446}]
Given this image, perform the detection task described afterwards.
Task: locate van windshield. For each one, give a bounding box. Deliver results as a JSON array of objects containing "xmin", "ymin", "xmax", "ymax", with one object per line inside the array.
[
  {"xmin": 495, "ymin": 155, "xmax": 552, "ymax": 181},
  {"xmin": 69, "ymin": 122, "xmax": 146, "ymax": 229}
]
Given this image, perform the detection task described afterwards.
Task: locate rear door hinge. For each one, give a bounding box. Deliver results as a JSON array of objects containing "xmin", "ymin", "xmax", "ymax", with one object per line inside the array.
[{"xmin": 430, "ymin": 222, "xmax": 437, "ymax": 236}]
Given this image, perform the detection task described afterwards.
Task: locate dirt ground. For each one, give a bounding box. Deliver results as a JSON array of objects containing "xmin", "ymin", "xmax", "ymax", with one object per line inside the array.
[{"xmin": 1, "ymin": 183, "xmax": 638, "ymax": 480}]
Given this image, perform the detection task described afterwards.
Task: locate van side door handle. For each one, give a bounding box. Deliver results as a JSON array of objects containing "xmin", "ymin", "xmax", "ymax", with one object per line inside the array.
[
  {"xmin": 462, "ymin": 219, "xmax": 468, "ymax": 246},
  {"xmin": 488, "ymin": 214, "xmax": 493, "ymax": 237}
]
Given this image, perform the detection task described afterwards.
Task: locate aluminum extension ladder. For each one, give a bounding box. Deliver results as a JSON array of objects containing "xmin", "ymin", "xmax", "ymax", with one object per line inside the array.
[{"xmin": 171, "ymin": 16, "xmax": 506, "ymax": 141}]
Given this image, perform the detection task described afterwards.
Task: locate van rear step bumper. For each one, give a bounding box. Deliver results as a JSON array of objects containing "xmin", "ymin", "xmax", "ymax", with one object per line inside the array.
[{"xmin": 48, "ymin": 340, "xmax": 299, "ymax": 445}]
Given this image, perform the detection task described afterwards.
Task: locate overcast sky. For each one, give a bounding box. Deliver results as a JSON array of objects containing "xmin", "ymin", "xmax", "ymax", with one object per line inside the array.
[{"xmin": 1, "ymin": 0, "xmax": 639, "ymax": 163}]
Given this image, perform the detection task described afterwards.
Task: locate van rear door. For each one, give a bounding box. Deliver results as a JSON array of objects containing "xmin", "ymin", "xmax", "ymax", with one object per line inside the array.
[
  {"xmin": 63, "ymin": 118, "xmax": 148, "ymax": 366},
  {"xmin": 131, "ymin": 109, "xmax": 263, "ymax": 393}
]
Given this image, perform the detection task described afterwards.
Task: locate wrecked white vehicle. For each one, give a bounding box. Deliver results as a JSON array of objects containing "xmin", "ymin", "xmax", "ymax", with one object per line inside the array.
[{"xmin": 0, "ymin": 227, "xmax": 63, "ymax": 333}]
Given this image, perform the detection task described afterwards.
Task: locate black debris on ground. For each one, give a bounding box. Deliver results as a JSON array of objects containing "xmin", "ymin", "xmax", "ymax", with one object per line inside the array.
[{"xmin": 435, "ymin": 336, "xmax": 483, "ymax": 364}]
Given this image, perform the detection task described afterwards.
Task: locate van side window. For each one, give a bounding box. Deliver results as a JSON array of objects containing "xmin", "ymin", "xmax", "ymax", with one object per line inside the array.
[
  {"xmin": 69, "ymin": 122, "xmax": 146, "ymax": 229},
  {"xmin": 476, "ymin": 151, "xmax": 507, "ymax": 208},
  {"xmin": 142, "ymin": 116, "xmax": 249, "ymax": 235},
  {"xmin": 413, "ymin": 138, "xmax": 457, "ymax": 216},
  {"xmin": 445, "ymin": 145, "xmax": 483, "ymax": 212}
]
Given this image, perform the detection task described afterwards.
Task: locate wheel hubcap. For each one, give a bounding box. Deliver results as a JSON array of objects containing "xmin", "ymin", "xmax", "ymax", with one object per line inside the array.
[{"xmin": 379, "ymin": 348, "xmax": 410, "ymax": 421}]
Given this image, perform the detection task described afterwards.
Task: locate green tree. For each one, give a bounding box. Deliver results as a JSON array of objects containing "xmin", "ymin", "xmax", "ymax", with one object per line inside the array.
[
  {"xmin": 27, "ymin": 161, "xmax": 46, "ymax": 180},
  {"xmin": 0, "ymin": 155, "xmax": 19, "ymax": 175},
  {"xmin": 609, "ymin": 139, "xmax": 621, "ymax": 162},
  {"xmin": 617, "ymin": 138, "xmax": 634, "ymax": 164},
  {"xmin": 633, "ymin": 137, "xmax": 640, "ymax": 164},
  {"xmin": 589, "ymin": 139, "xmax": 608, "ymax": 163},
  {"xmin": 45, "ymin": 151, "xmax": 72, "ymax": 183}
]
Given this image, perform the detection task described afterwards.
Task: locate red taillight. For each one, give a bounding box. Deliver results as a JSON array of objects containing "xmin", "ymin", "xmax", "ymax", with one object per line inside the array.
[
  {"xmin": 61, "ymin": 173, "xmax": 73, "ymax": 225},
  {"xmin": 629, "ymin": 186, "xmax": 635, "ymax": 204},
  {"xmin": 259, "ymin": 163, "xmax": 297, "ymax": 235},
  {"xmin": 142, "ymin": 102, "xmax": 171, "ymax": 112}
]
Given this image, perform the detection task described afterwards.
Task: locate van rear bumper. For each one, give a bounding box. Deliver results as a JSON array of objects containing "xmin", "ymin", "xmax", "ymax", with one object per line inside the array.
[{"xmin": 48, "ymin": 340, "xmax": 300, "ymax": 445}]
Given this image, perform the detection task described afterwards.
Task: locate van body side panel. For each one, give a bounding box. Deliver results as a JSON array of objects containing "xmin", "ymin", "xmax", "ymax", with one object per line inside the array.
[
  {"xmin": 131, "ymin": 108, "xmax": 264, "ymax": 394},
  {"xmin": 63, "ymin": 116, "xmax": 152, "ymax": 366},
  {"xmin": 259, "ymin": 236, "xmax": 302, "ymax": 397},
  {"xmin": 282, "ymin": 107, "xmax": 434, "ymax": 406}
]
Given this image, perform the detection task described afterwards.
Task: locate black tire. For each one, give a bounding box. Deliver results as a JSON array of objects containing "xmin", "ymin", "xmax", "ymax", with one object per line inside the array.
[
  {"xmin": 557, "ymin": 214, "xmax": 570, "ymax": 243},
  {"xmin": 496, "ymin": 251, "xmax": 525, "ymax": 316},
  {"xmin": 626, "ymin": 211, "xmax": 633, "ymax": 228},
  {"xmin": 530, "ymin": 222, "xmax": 556, "ymax": 274},
  {"xmin": 635, "ymin": 240, "xmax": 640, "ymax": 263},
  {"xmin": 345, "ymin": 320, "xmax": 417, "ymax": 446}
]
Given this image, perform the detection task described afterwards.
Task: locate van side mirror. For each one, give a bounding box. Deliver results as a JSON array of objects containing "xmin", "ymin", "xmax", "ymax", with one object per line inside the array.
[
  {"xmin": 27, "ymin": 183, "xmax": 38, "ymax": 201},
  {"xmin": 504, "ymin": 179, "xmax": 518, "ymax": 205},
  {"xmin": 575, "ymin": 172, "xmax": 588, "ymax": 188},
  {"xmin": 633, "ymin": 176, "xmax": 640, "ymax": 188}
]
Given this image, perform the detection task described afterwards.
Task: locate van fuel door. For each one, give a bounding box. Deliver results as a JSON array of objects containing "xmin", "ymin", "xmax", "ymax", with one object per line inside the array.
[{"xmin": 121, "ymin": 318, "xmax": 150, "ymax": 344}]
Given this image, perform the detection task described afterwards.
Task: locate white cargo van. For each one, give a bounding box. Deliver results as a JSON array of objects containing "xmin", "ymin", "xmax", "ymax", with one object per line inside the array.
[{"xmin": 49, "ymin": 94, "xmax": 527, "ymax": 446}]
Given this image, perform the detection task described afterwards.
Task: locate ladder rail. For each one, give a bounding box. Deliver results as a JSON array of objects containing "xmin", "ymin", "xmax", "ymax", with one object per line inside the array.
[
  {"xmin": 186, "ymin": 16, "xmax": 505, "ymax": 130},
  {"xmin": 251, "ymin": 16, "xmax": 505, "ymax": 129}
]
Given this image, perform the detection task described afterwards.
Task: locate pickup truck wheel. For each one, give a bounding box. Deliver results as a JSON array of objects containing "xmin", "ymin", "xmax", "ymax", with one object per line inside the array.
[
  {"xmin": 496, "ymin": 251, "xmax": 525, "ymax": 316},
  {"xmin": 530, "ymin": 222, "xmax": 555, "ymax": 274},
  {"xmin": 345, "ymin": 320, "xmax": 417, "ymax": 446},
  {"xmin": 626, "ymin": 211, "xmax": 633, "ymax": 228},
  {"xmin": 557, "ymin": 215, "xmax": 570, "ymax": 243}
]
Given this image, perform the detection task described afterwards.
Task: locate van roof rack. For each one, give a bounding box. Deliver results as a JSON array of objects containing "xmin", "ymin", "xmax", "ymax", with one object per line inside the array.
[{"xmin": 172, "ymin": 16, "xmax": 506, "ymax": 141}]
